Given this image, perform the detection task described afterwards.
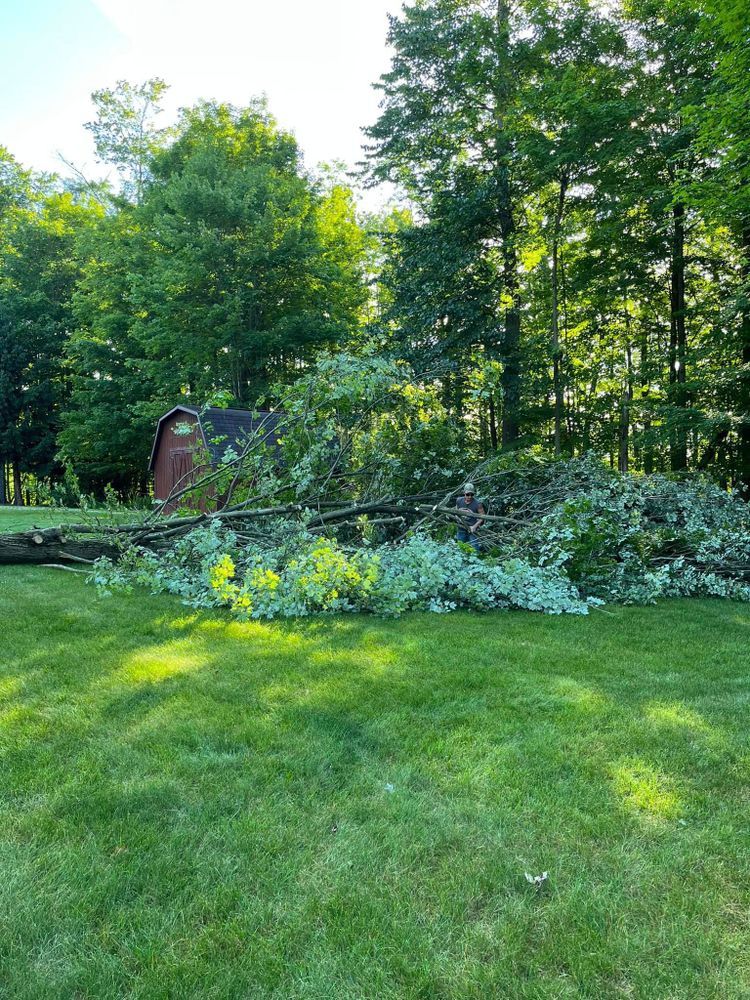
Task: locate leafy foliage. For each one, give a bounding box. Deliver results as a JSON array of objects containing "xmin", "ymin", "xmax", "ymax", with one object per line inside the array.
[
  {"xmin": 91, "ymin": 524, "xmax": 593, "ymax": 618},
  {"xmin": 364, "ymin": 0, "xmax": 750, "ymax": 486},
  {"xmin": 60, "ymin": 101, "xmax": 367, "ymax": 491},
  {"xmin": 0, "ymin": 153, "xmax": 102, "ymax": 502},
  {"xmin": 91, "ymin": 456, "xmax": 750, "ymax": 618},
  {"xmin": 84, "ymin": 78, "xmax": 170, "ymax": 204},
  {"xmin": 3, "ymin": 0, "xmax": 750, "ymax": 502},
  {"xmin": 275, "ymin": 349, "xmax": 463, "ymax": 500}
]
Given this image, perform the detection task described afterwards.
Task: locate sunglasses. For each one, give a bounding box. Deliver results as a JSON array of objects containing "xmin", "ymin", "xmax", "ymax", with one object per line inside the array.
[{"xmin": 464, "ymin": 492, "xmax": 474, "ymax": 497}]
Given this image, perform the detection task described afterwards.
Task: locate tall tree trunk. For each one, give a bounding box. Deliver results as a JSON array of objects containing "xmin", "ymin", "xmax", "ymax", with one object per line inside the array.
[
  {"xmin": 488, "ymin": 394, "xmax": 498, "ymax": 451},
  {"xmin": 12, "ymin": 461, "xmax": 22, "ymax": 506},
  {"xmin": 500, "ymin": 257, "xmax": 521, "ymax": 448},
  {"xmin": 639, "ymin": 325, "xmax": 654, "ymax": 474},
  {"xmin": 551, "ymin": 174, "xmax": 568, "ymax": 457},
  {"xmin": 231, "ymin": 352, "xmax": 249, "ymax": 404},
  {"xmin": 561, "ymin": 253, "xmax": 576, "ymax": 451},
  {"xmin": 618, "ymin": 344, "xmax": 633, "ymax": 474},
  {"xmin": 494, "ymin": 0, "xmax": 521, "ymax": 448},
  {"xmin": 669, "ymin": 201, "xmax": 688, "ymax": 471},
  {"xmin": 479, "ymin": 408, "xmax": 489, "ymax": 454},
  {"xmin": 618, "ymin": 393, "xmax": 630, "ymax": 473},
  {"xmin": 453, "ymin": 369, "xmax": 465, "ymax": 423}
]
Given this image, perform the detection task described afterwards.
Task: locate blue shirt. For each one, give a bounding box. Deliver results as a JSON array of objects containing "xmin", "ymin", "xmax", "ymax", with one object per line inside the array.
[{"xmin": 456, "ymin": 496, "xmax": 483, "ymax": 528}]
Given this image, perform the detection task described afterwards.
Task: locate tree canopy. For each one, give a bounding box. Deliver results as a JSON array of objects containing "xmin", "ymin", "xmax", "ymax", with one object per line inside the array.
[
  {"xmin": 58, "ymin": 99, "xmax": 366, "ymax": 490},
  {"xmin": 1, "ymin": 0, "xmax": 749, "ymax": 501}
]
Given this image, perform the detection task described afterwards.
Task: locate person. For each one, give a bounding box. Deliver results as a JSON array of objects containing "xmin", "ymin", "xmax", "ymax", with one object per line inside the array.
[{"xmin": 455, "ymin": 482, "xmax": 485, "ymax": 552}]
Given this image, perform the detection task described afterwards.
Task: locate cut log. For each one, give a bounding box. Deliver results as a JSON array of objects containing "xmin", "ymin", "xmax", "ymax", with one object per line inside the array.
[{"xmin": 0, "ymin": 527, "xmax": 119, "ymax": 566}]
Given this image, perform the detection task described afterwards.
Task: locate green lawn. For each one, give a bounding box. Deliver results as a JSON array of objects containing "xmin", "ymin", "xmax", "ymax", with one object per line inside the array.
[
  {"xmin": 0, "ymin": 505, "xmax": 84, "ymax": 532},
  {"xmin": 0, "ymin": 505, "xmax": 146, "ymax": 534},
  {"xmin": 1, "ymin": 568, "xmax": 748, "ymax": 999}
]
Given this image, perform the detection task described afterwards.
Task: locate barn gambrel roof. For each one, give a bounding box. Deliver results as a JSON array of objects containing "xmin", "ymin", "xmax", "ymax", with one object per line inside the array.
[{"xmin": 148, "ymin": 405, "xmax": 284, "ymax": 470}]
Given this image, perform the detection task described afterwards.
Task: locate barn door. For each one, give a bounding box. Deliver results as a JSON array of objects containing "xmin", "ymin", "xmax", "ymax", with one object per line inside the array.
[{"xmin": 169, "ymin": 448, "xmax": 194, "ymax": 490}]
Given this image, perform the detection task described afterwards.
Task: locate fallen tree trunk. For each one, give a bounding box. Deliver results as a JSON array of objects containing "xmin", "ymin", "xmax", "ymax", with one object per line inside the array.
[
  {"xmin": 0, "ymin": 527, "xmax": 119, "ymax": 566},
  {"xmin": 0, "ymin": 496, "xmax": 528, "ymax": 566}
]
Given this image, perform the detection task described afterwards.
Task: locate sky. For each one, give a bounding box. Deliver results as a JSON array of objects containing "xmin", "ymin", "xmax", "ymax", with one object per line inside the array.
[{"xmin": 0, "ymin": 0, "xmax": 401, "ymax": 206}]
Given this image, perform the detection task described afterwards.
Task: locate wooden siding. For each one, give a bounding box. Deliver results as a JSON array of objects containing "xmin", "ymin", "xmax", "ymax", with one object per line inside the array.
[
  {"xmin": 151, "ymin": 405, "xmax": 284, "ymax": 513},
  {"xmin": 152, "ymin": 412, "xmax": 206, "ymax": 511}
]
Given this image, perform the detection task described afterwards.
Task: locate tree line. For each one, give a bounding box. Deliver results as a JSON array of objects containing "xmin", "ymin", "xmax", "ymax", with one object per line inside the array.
[{"xmin": 1, "ymin": 0, "xmax": 748, "ymax": 504}]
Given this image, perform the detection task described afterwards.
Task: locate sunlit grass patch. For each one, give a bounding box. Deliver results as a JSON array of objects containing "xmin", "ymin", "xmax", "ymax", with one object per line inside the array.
[
  {"xmin": 611, "ymin": 759, "xmax": 683, "ymax": 820},
  {"xmin": 550, "ymin": 675, "xmax": 611, "ymax": 712},
  {"xmin": 644, "ymin": 701, "xmax": 711, "ymax": 733},
  {"xmin": 116, "ymin": 643, "xmax": 211, "ymax": 683},
  {"xmin": 0, "ymin": 677, "xmax": 23, "ymax": 702}
]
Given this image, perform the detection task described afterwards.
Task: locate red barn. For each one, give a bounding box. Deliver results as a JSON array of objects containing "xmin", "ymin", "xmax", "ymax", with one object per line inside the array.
[{"xmin": 149, "ymin": 405, "xmax": 283, "ymax": 511}]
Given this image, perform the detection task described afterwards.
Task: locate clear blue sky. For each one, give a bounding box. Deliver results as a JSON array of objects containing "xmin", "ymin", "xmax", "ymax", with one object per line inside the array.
[
  {"xmin": 1, "ymin": 0, "xmax": 123, "ymax": 167},
  {"xmin": 0, "ymin": 0, "xmax": 399, "ymax": 202}
]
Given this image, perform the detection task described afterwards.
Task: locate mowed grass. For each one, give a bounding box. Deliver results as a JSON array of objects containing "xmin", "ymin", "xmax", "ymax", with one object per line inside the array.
[
  {"xmin": 0, "ymin": 506, "xmax": 86, "ymax": 533},
  {"xmin": 0, "ymin": 505, "xmax": 147, "ymax": 535},
  {"xmin": 0, "ymin": 569, "xmax": 748, "ymax": 999}
]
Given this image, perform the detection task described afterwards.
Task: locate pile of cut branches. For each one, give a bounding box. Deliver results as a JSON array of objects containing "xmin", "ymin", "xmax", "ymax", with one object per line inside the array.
[{"xmin": 0, "ymin": 466, "xmax": 539, "ymax": 566}]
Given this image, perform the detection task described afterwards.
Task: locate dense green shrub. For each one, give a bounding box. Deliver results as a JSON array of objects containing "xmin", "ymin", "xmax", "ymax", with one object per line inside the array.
[{"xmin": 524, "ymin": 460, "xmax": 750, "ymax": 603}]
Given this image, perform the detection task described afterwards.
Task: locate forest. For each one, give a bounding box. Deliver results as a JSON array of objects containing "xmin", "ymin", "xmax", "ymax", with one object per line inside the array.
[{"xmin": 0, "ymin": 0, "xmax": 748, "ymax": 505}]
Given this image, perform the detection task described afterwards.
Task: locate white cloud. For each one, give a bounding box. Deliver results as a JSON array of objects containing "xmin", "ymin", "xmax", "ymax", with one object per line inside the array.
[
  {"xmin": 2, "ymin": 0, "xmax": 400, "ymax": 210},
  {"xmin": 88, "ymin": 0, "xmax": 398, "ymax": 173}
]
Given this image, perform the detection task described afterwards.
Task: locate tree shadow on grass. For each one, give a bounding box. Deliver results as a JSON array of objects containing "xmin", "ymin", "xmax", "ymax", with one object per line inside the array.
[
  {"xmin": 2, "ymin": 587, "xmax": 747, "ymax": 805},
  {"xmin": 1, "ymin": 574, "xmax": 749, "ymax": 997}
]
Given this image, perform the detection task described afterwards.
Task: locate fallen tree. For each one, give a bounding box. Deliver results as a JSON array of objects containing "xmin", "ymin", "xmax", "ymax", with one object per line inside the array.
[
  {"xmin": 0, "ymin": 526, "xmax": 120, "ymax": 566},
  {"xmin": 0, "ymin": 489, "xmax": 525, "ymax": 564},
  {"xmin": 2, "ymin": 457, "xmax": 748, "ymax": 607},
  {"xmin": 1, "ymin": 355, "xmax": 748, "ymax": 612}
]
